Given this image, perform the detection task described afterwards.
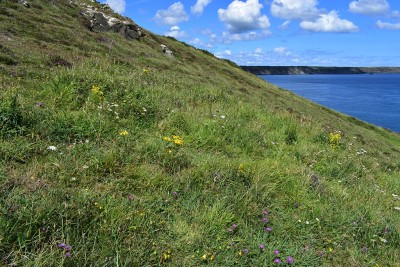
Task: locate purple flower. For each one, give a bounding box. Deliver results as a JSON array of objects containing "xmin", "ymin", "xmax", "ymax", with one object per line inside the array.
[
  {"xmin": 64, "ymin": 245, "xmax": 72, "ymax": 251},
  {"xmin": 228, "ymin": 228, "xmax": 233, "ymax": 233},
  {"xmin": 274, "ymin": 258, "xmax": 281, "ymax": 264},
  {"xmin": 173, "ymin": 191, "xmax": 178, "ymax": 197},
  {"xmin": 243, "ymin": 249, "xmax": 249, "ymax": 254},
  {"xmin": 58, "ymin": 243, "xmax": 66, "ymax": 248},
  {"xmin": 65, "ymin": 252, "xmax": 71, "ymax": 258},
  {"xmin": 231, "ymin": 224, "xmax": 237, "ymax": 229},
  {"xmin": 265, "ymin": 227, "xmax": 272, "ymax": 232},
  {"xmin": 259, "ymin": 244, "xmax": 265, "ymax": 250},
  {"xmin": 287, "ymin": 256, "xmax": 294, "ymax": 264},
  {"xmin": 318, "ymin": 251, "xmax": 324, "ymax": 257},
  {"xmin": 263, "ymin": 210, "xmax": 269, "ymax": 215},
  {"xmin": 37, "ymin": 102, "xmax": 43, "ymax": 107},
  {"xmin": 274, "ymin": 250, "xmax": 279, "ymax": 255},
  {"xmin": 262, "ymin": 217, "xmax": 268, "ymax": 223},
  {"xmin": 128, "ymin": 194, "xmax": 134, "ymax": 201}
]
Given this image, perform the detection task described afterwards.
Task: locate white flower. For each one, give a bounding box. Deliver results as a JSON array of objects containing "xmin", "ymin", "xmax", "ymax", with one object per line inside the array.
[
  {"xmin": 47, "ymin": 146, "xmax": 57, "ymax": 151},
  {"xmin": 220, "ymin": 115, "xmax": 226, "ymax": 119}
]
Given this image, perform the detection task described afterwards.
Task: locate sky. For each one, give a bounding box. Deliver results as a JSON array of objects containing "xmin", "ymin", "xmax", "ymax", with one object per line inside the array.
[{"xmin": 100, "ymin": 0, "xmax": 400, "ymax": 66}]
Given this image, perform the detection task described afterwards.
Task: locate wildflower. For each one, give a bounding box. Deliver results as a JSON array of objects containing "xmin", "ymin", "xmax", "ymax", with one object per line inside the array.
[
  {"xmin": 287, "ymin": 256, "xmax": 294, "ymax": 264},
  {"xmin": 128, "ymin": 194, "xmax": 134, "ymax": 201},
  {"xmin": 119, "ymin": 130, "xmax": 128, "ymax": 136},
  {"xmin": 143, "ymin": 68, "xmax": 150, "ymax": 74},
  {"xmin": 231, "ymin": 224, "xmax": 237, "ymax": 229},
  {"xmin": 238, "ymin": 251, "xmax": 243, "ymax": 257},
  {"xmin": 163, "ymin": 137, "xmax": 171, "ymax": 141},
  {"xmin": 328, "ymin": 247, "xmax": 333, "ymax": 253},
  {"xmin": 202, "ymin": 254, "xmax": 207, "ymax": 261},
  {"xmin": 173, "ymin": 191, "xmax": 178, "ymax": 197},
  {"xmin": 262, "ymin": 217, "xmax": 268, "ymax": 223},
  {"xmin": 58, "ymin": 243, "xmax": 66, "ymax": 248},
  {"xmin": 265, "ymin": 227, "xmax": 272, "ymax": 232},
  {"xmin": 274, "ymin": 250, "xmax": 279, "ymax": 255},
  {"xmin": 37, "ymin": 102, "xmax": 43, "ymax": 107},
  {"xmin": 274, "ymin": 258, "xmax": 281, "ymax": 264},
  {"xmin": 259, "ymin": 244, "xmax": 265, "ymax": 250},
  {"xmin": 47, "ymin": 145, "xmax": 57, "ymax": 151},
  {"xmin": 65, "ymin": 245, "xmax": 71, "ymax": 251},
  {"xmin": 65, "ymin": 252, "xmax": 71, "ymax": 258},
  {"xmin": 242, "ymin": 249, "xmax": 249, "ymax": 254},
  {"xmin": 220, "ymin": 115, "xmax": 226, "ymax": 119},
  {"xmin": 263, "ymin": 210, "xmax": 269, "ymax": 215}
]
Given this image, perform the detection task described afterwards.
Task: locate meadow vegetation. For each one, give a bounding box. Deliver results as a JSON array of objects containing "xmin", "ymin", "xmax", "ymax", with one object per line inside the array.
[{"xmin": 1, "ymin": 0, "xmax": 400, "ymax": 266}]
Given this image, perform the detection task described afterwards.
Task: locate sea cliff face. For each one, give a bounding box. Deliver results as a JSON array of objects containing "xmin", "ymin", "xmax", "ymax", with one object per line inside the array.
[{"xmin": 241, "ymin": 66, "xmax": 400, "ymax": 75}]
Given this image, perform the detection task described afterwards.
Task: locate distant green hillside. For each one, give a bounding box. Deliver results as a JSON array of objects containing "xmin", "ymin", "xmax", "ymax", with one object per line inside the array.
[{"xmin": 1, "ymin": 0, "xmax": 399, "ymax": 266}]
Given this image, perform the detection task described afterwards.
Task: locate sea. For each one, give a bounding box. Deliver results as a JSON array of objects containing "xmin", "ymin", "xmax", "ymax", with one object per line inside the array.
[{"xmin": 260, "ymin": 73, "xmax": 400, "ymax": 133}]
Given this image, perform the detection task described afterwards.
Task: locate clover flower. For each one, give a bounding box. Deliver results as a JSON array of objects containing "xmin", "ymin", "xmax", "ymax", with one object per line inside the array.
[
  {"xmin": 259, "ymin": 244, "xmax": 265, "ymax": 250},
  {"xmin": 263, "ymin": 210, "xmax": 269, "ymax": 215},
  {"xmin": 287, "ymin": 256, "xmax": 294, "ymax": 264},
  {"xmin": 274, "ymin": 258, "xmax": 281, "ymax": 264},
  {"xmin": 265, "ymin": 227, "xmax": 272, "ymax": 232},
  {"xmin": 274, "ymin": 250, "xmax": 279, "ymax": 255}
]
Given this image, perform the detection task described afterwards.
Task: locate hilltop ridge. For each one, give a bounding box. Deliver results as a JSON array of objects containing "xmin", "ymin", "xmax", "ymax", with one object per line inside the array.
[{"xmin": 1, "ymin": 0, "xmax": 400, "ymax": 266}]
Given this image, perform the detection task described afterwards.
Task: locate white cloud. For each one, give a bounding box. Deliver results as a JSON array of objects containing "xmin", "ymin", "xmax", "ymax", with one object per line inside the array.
[
  {"xmin": 105, "ymin": 0, "xmax": 126, "ymax": 14},
  {"xmin": 349, "ymin": 0, "xmax": 389, "ymax": 15},
  {"xmin": 392, "ymin": 10, "xmax": 400, "ymax": 18},
  {"xmin": 154, "ymin": 2, "xmax": 189, "ymax": 26},
  {"xmin": 300, "ymin": 11, "xmax": 359, "ymax": 32},
  {"xmin": 218, "ymin": 0, "xmax": 270, "ymax": 33},
  {"xmin": 191, "ymin": 0, "xmax": 212, "ymax": 15},
  {"xmin": 270, "ymin": 0, "xmax": 320, "ymax": 20},
  {"xmin": 254, "ymin": 48, "xmax": 263, "ymax": 54},
  {"xmin": 274, "ymin": 47, "xmax": 291, "ymax": 56},
  {"xmin": 164, "ymin": 26, "xmax": 188, "ymax": 38},
  {"xmin": 376, "ymin": 20, "xmax": 400, "ymax": 29},
  {"xmin": 221, "ymin": 30, "xmax": 271, "ymax": 43},
  {"xmin": 279, "ymin": 20, "xmax": 291, "ymax": 30}
]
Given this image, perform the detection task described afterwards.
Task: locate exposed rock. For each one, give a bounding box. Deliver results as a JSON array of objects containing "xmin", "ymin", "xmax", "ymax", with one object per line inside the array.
[
  {"xmin": 160, "ymin": 44, "xmax": 173, "ymax": 58},
  {"xmin": 79, "ymin": 5, "xmax": 144, "ymax": 40},
  {"xmin": 18, "ymin": 0, "xmax": 30, "ymax": 7}
]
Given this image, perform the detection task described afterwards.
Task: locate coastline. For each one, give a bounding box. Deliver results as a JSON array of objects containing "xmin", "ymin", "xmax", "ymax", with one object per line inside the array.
[{"xmin": 241, "ymin": 66, "xmax": 400, "ymax": 75}]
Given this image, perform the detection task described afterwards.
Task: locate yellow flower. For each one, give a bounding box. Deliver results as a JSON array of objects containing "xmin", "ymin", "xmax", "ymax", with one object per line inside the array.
[
  {"xmin": 143, "ymin": 68, "xmax": 150, "ymax": 74},
  {"xmin": 163, "ymin": 137, "xmax": 171, "ymax": 141},
  {"xmin": 119, "ymin": 130, "xmax": 129, "ymax": 136},
  {"xmin": 328, "ymin": 247, "xmax": 333, "ymax": 253},
  {"xmin": 202, "ymin": 254, "xmax": 207, "ymax": 261},
  {"xmin": 238, "ymin": 251, "xmax": 243, "ymax": 257},
  {"xmin": 173, "ymin": 139, "xmax": 183, "ymax": 145}
]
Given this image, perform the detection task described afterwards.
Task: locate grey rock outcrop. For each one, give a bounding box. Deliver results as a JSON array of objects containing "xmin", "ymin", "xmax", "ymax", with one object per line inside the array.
[{"xmin": 79, "ymin": 4, "xmax": 144, "ymax": 40}]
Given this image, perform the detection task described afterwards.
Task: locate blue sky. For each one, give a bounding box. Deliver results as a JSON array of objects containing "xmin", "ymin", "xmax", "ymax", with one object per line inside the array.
[{"xmin": 101, "ymin": 0, "xmax": 400, "ymax": 66}]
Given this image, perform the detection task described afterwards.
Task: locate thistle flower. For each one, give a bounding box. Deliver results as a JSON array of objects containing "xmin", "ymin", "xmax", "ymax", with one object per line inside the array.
[
  {"xmin": 265, "ymin": 227, "xmax": 272, "ymax": 232},
  {"xmin": 274, "ymin": 258, "xmax": 281, "ymax": 264},
  {"xmin": 287, "ymin": 256, "xmax": 294, "ymax": 264}
]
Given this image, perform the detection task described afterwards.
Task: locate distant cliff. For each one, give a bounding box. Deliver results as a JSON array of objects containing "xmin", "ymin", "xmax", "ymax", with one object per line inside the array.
[{"xmin": 241, "ymin": 66, "xmax": 400, "ymax": 75}]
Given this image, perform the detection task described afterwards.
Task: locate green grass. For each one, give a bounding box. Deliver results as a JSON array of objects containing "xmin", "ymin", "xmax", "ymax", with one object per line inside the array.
[{"xmin": 1, "ymin": 0, "xmax": 400, "ymax": 266}]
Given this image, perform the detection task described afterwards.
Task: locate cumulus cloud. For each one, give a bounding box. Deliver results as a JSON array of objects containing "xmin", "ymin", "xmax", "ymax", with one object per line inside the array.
[
  {"xmin": 191, "ymin": 0, "xmax": 212, "ymax": 15},
  {"xmin": 105, "ymin": 0, "xmax": 126, "ymax": 14},
  {"xmin": 376, "ymin": 20, "xmax": 400, "ymax": 29},
  {"xmin": 154, "ymin": 2, "xmax": 189, "ymax": 26},
  {"xmin": 270, "ymin": 0, "xmax": 320, "ymax": 20},
  {"xmin": 300, "ymin": 11, "xmax": 359, "ymax": 32},
  {"xmin": 349, "ymin": 0, "xmax": 389, "ymax": 15},
  {"xmin": 164, "ymin": 26, "xmax": 188, "ymax": 38},
  {"xmin": 218, "ymin": 0, "xmax": 270, "ymax": 33}
]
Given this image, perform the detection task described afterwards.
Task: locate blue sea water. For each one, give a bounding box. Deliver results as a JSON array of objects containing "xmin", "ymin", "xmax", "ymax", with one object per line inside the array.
[{"xmin": 260, "ymin": 73, "xmax": 400, "ymax": 133}]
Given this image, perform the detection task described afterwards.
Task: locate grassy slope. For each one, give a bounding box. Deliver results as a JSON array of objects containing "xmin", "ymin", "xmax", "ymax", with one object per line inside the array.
[{"xmin": 1, "ymin": 0, "xmax": 400, "ymax": 266}]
